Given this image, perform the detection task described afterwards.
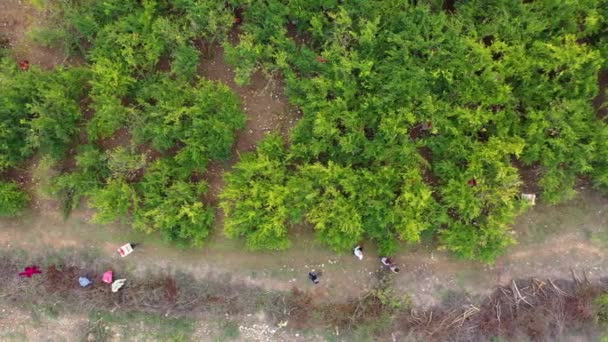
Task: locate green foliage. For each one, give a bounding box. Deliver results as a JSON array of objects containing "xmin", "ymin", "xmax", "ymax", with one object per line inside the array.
[
  {"xmin": 221, "ymin": 0, "xmax": 608, "ymax": 261},
  {"xmin": 86, "ymin": 58, "xmax": 134, "ymax": 140},
  {"xmin": 3, "ymin": 0, "xmax": 606, "ymax": 258},
  {"xmin": 0, "ymin": 181, "xmax": 29, "ymax": 217},
  {"xmin": 597, "ymin": 293, "xmax": 608, "ymax": 324},
  {"xmin": 88, "ymin": 178, "xmax": 137, "ymax": 224},
  {"xmin": 220, "ymin": 135, "xmax": 295, "ymax": 250},
  {"xmin": 26, "ymin": 67, "xmax": 89, "ymax": 158},
  {"xmin": 0, "ymin": 53, "xmax": 88, "ymax": 217},
  {"xmin": 106, "ymin": 147, "xmax": 147, "ymax": 180},
  {"xmin": 171, "ymin": 44, "xmax": 200, "ymax": 80},
  {"xmin": 12, "ymin": 1, "xmax": 244, "ymax": 249},
  {"xmin": 172, "ymin": 0, "xmax": 234, "ymax": 42},
  {"xmin": 50, "ymin": 0, "xmax": 237, "ymax": 142},
  {"xmin": 134, "ymin": 75, "xmax": 245, "ymax": 171},
  {"xmin": 134, "ymin": 159, "xmax": 214, "ymax": 246},
  {"xmin": 0, "ymin": 57, "xmax": 89, "ymax": 162},
  {"xmin": 50, "ymin": 145, "xmax": 109, "ymax": 217},
  {"xmin": 0, "ymin": 57, "xmax": 41, "ymax": 170}
]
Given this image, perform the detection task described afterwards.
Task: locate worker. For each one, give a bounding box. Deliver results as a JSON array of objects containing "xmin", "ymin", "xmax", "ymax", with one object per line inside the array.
[
  {"xmin": 353, "ymin": 246, "xmax": 363, "ymax": 260},
  {"xmin": 308, "ymin": 271, "xmax": 320, "ymax": 284}
]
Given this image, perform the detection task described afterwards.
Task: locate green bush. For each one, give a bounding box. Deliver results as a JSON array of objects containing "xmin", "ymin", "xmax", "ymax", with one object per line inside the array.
[
  {"xmin": 134, "ymin": 76, "xmax": 245, "ymax": 171},
  {"xmin": 0, "ymin": 57, "xmax": 44, "ymax": 170},
  {"xmin": 220, "ymin": 135, "xmax": 296, "ymax": 251},
  {"xmin": 50, "ymin": 145, "xmax": 109, "ymax": 217},
  {"xmin": 88, "ymin": 178, "xmax": 137, "ymax": 224},
  {"xmin": 0, "ymin": 181, "xmax": 29, "ymax": 216},
  {"xmin": 26, "ymin": 67, "xmax": 89, "ymax": 158},
  {"xmin": 106, "ymin": 147, "xmax": 147, "ymax": 180},
  {"xmin": 134, "ymin": 159, "xmax": 214, "ymax": 247}
]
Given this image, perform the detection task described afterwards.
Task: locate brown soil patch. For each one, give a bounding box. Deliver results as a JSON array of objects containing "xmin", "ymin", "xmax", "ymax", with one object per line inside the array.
[
  {"xmin": 97, "ymin": 127, "xmax": 132, "ymax": 151},
  {"xmin": 199, "ymin": 44, "xmax": 301, "ymax": 151},
  {"xmin": 198, "ymin": 44, "xmax": 302, "ymax": 203},
  {"xmin": 286, "ymin": 23, "xmax": 312, "ymax": 47},
  {"xmin": 594, "ymin": 70, "xmax": 608, "ymax": 118},
  {"xmin": 443, "ymin": 0, "xmax": 456, "ymax": 13},
  {"xmin": 0, "ymin": 0, "xmax": 67, "ymax": 69},
  {"xmin": 512, "ymin": 158, "xmax": 542, "ymax": 193}
]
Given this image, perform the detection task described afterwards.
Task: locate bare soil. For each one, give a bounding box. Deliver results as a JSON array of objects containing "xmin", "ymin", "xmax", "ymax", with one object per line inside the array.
[
  {"xmin": 0, "ymin": 0, "xmax": 70, "ymax": 69},
  {"xmin": 594, "ymin": 70, "xmax": 608, "ymax": 118},
  {"xmin": 198, "ymin": 44, "xmax": 302, "ymax": 203}
]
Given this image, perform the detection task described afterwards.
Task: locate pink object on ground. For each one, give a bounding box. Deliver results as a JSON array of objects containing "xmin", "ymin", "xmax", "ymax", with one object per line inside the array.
[
  {"xmin": 102, "ymin": 271, "xmax": 113, "ymax": 284},
  {"xmin": 19, "ymin": 265, "xmax": 41, "ymax": 278}
]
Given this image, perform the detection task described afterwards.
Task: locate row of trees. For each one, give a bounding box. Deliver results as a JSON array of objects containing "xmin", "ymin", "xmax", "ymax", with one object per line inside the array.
[{"xmin": 220, "ymin": 0, "xmax": 608, "ymax": 261}]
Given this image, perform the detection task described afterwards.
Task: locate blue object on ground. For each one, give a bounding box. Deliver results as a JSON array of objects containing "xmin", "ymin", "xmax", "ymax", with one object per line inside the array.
[{"xmin": 79, "ymin": 276, "xmax": 92, "ymax": 287}]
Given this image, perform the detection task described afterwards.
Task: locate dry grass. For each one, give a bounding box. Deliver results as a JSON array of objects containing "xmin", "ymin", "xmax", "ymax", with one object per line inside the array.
[
  {"xmin": 1, "ymin": 249, "xmax": 607, "ymax": 341},
  {"xmin": 399, "ymin": 274, "xmax": 607, "ymax": 341}
]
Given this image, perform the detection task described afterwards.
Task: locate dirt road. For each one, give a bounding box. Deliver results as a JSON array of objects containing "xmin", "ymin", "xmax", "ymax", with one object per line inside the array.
[{"xmin": 1, "ymin": 188, "xmax": 607, "ymax": 309}]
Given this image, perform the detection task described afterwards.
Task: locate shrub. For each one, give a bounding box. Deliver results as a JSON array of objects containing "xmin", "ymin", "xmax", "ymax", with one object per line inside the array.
[
  {"xmin": 134, "ymin": 76, "xmax": 245, "ymax": 171},
  {"xmin": 134, "ymin": 159, "xmax": 214, "ymax": 247},
  {"xmin": 0, "ymin": 56, "xmax": 44, "ymax": 170},
  {"xmin": 220, "ymin": 135, "xmax": 295, "ymax": 250},
  {"xmin": 88, "ymin": 178, "xmax": 137, "ymax": 224},
  {"xmin": 26, "ymin": 67, "xmax": 89, "ymax": 158},
  {"xmin": 106, "ymin": 147, "xmax": 147, "ymax": 180},
  {"xmin": 0, "ymin": 181, "xmax": 29, "ymax": 216},
  {"xmin": 50, "ymin": 145, "xmax": 109, "ymax": 217}
]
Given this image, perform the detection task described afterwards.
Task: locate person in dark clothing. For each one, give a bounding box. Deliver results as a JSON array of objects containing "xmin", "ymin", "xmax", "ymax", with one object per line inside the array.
[{"xmin": 308, "ymin": 271, "xmax": 320, "ymax": 284}]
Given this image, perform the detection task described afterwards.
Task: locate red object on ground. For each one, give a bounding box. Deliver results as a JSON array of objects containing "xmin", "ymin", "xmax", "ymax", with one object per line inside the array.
[
  {"xmin": 19, "ymin": 60, "xmax": 29, "ymax": 71},
  {"xmin": 467, "ymin": 178, "xmax": 477, "ymax": 186},
  {"xmin": 19, "ymin": 266, "xmax": 41, "ymax": 278},
  {"xmin": 234, "ymin": 17, "xmax": 242, "ymax": 24},
  {"xmin": 316, "ymin": 56, "xmax": 327, "ymax": 63}
]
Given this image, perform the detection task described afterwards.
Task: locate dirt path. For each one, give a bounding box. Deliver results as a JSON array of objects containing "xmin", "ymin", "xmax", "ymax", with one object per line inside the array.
[
  {"xmin": 2, "ymin": 189, "xmax": 608, "ymax": 309},
  {"xmin": 0, "ymin": 305, "xmax": 318, "ymax": 342}
]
